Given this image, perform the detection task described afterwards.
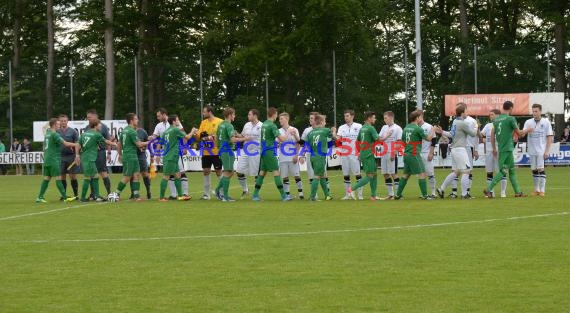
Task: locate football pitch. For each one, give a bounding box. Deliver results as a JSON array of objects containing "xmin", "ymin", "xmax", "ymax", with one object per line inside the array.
[{"xmin": 1, "ymin": 168, "xmax": 569, "ymax": 312}]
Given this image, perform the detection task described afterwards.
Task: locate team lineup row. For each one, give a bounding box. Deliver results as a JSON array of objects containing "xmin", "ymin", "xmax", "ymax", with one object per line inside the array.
[{"xmin": 35, "ymin": 100, "xmax": 552, "ymax": 203}]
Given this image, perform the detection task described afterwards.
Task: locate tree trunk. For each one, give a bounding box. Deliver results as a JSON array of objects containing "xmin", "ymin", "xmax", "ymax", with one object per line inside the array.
[
  {"xmin": 46, "ymin": 0, "xmax": 54, "ymax": 119},
  {"xmin": 458, "ymin": 0, "xmax": 470, "ymax": 92},
  {"xmin": 104, "ymin": 0, "xmax": 115, "ymax": 120},
  {"xmin": 553, "ymin": 2, "xmax": 567, "ymax": 137}
]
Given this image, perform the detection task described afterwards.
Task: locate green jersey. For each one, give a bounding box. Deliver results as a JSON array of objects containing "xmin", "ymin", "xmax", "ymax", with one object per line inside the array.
[
  {"xmin": 493, "ymin": 114, "xmax": 518, "ymax": 152},
  {"xmin": 217, "ymin": 121, "xmax": 236, "ymax": 150},
  {"xmin": 357, "ymin": 124, "xmax": 379, "ymax": 158},
  {"xmin": 119, "ymin": 126, "xmax": 140, "ymax": 161},
  {"xmin": 402, "ymin": 123, "xmax": 427, "ymax": 155},
  {"xmin": 79, "ymin": 130, "xmax": 105, "ymax": 162},
  {"xmin": 44, "ymin": 129, "xmax": 65, "ymax": 161},
  {"xmin": 162, "ymin": 126, "xmax": 185, "ymax": 162},
  {"xmin": 307, "ymin": 127, "xmax": 332, "ymax": 156},
  {"xmin": 261, "ymin": 120, "xmax": 280, "ymax": 150}
]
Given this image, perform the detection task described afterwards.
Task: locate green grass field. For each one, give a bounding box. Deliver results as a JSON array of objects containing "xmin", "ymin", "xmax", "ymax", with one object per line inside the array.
[{"xmin": 1, "ymin": 167, "xmax": 569, "ymax": 312}]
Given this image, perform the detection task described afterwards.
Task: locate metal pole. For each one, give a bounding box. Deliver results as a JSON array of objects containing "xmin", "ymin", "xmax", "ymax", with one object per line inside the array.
[
  {"xmin": 199, "ymin": 50, "xmax": 204, "ymax": 114},
  {"xmin": 70, "ymin": 60, "xmax": 74, "ymax": 120},
  {"xmin": 404, "ymin": 47, "xmax": 409, "ymax": 120},
  {"xmin": 134, "ymin": 56, "xmax": 138, "ymax": 116},
  {"xmin": 414, "ymin": 0, "xmax": 423, "ymax": 110},
  {"xmin": 332, "ymin": 49, "xmax": 337, "ymax": 126},
  {"xmin": 265, "ymin": 61, "xmax": 269, "ymax": 112},
  {"xmin": 473, "ymin": 45, "xmax": 477, "ymax": 93},
  {"xmin": 546, "ymin": 43, "xmax": 551, "ymax": 92},
  {"xmin": 9, "ymin": 61, "xmax": 13, "ymax": 147}
]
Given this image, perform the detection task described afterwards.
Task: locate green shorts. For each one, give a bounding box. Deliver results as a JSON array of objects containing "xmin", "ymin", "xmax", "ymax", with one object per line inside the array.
[
  {"xmin": 220, "ymin": 152, "xmax": 235, "ymax": 172},
  {"xmin": 260, "ymin": 149, "xmax": 279, "ymax": 172},
  {"xmin": 498, "ymin": 150, "xmax": 515, "ymax": 173},
  {"xmin": 361, "ymin": 155, "xmax": 377, "ymax": 174},
  {"xmin": 403, "ymin": 155, "xmax": 425, "ymax": 175},
  {"xmin": 310, "ymin": 156, "xmax": 327, "ymax": 177},
  {"xmin": 163, "ymin": 159, "xmax": 180, "ymax": 175},
  {"xmin": 81, "ymin": 159, "xmax": 98, "ymax": 177},
  {"xmin": 122, "ymin": 158, "xmax": 141, "ymax": 177},
  {"xmin": 43, "ymin": 160, "xmax": 61, "ymax": 177}
]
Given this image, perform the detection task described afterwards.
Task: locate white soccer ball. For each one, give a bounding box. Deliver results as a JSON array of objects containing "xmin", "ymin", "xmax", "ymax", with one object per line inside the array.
[{"xmin": 107, "ymin": 192, "xmax": 120, "ymax": 203}]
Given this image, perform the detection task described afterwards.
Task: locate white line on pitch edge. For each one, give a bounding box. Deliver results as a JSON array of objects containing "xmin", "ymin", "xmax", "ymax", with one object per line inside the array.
[
  {"xmin": 0, "ymin": 202, "xmax": 104, "ymax": 221},
  {"xmin": 9, "ymin": 212, "xmax": 568, "ymax": 244}
]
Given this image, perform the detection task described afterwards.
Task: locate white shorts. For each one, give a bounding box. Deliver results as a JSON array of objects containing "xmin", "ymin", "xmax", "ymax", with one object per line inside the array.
[
  {"xmin": 421, "ymin": 152, "xmax": 435, "ymax": 176},
  {"xmin": 485, "ymin": 154, "xmax": 499, "ymax": 173},
  {"xmin": 529, "ymin": 155, "xmax": 545, "ymax": 170},
  {"xmin": 381, "ymin": 153, "xmax": 397, "ymax": 175},
  {"xmin": 178, "ymin": 157, "xmax": 186, "ymax": 173},
  {"xmin": 279, "ymin": 161, "xmax": 301, "ymax": 177},
  {"xmin": 341, "ymin": 155, "xmax": 361, "ymax": 176},
  {"xmin": 466, "ymin": 146, "xmax": 474, "ymax": 167},
  {"xmin": 236, "ymin": 154, "xmax": 261, "ymax": 176},
  {"xmin": 451, "ymin": 147, "xmax": 471, "ymax": 171}
]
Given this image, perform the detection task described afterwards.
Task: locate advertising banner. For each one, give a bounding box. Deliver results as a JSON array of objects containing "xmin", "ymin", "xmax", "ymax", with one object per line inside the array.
[
  {"xmin": 33, "ymin": 120, "xmax": 128, "ymax": 142},
  {"xmin": 444, "ymin": 92, "xmax": 565, "ymax": 116}
]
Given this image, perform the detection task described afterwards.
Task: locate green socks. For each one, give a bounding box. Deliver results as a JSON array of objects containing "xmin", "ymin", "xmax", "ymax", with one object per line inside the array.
[
  {"xmin": 160, "ymin": 179, "xmax": 168, "ymax": 199},
  {"xmin": 370, "ymin": 175, "xmax": 378, "ymax": 197},
  {"xmin": 56, "ymin": 180, "xmax": 67, "ymax": 198},
  {"xmin": 352, "ymin": 176, "xmax": 370, "ymax": 191},
  {"xmin": 396, "ymin": 177, "xmax": 408, "ymax": 197},
  {"xmin": 223, "ymin": 176, "xmax": 230, "ymax": 200},
  {"xmin": 174, "ymin": 178, "xmax": 182, "ymax": 197},
  {"xmin": 253, "ymin": 176, "xmax": 265, "ymax": 197},
  {"xmin": 319, "ymin": 178, "xmax": 329, "ymax": 197},
  {"xmin": 81, "ymin": 179, "xmax": 90, "ymax": 200},
  {"xmin": 310, "ymin": 179, "xmax": 319, "ymax": 199},
  {"xmin": 418, "ymin": 178, "xmax": 427, "ymax": 197},
  {"xmin": 91, "ymin": 178, "xmax": 100, "ymax": 198},
  {"xmin": 274, "ymin": 176, "xmax": 285, "ymax": 198},
  {"xmin": 38, "ymin": 180, "xmax": 49, "ymax": 199}
]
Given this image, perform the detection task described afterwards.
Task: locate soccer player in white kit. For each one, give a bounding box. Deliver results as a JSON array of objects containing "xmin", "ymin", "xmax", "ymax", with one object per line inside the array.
[
  {"xmin": 278, "ymin": 113, "xmax": 304, "ymax": 199},
  {"xmin": 236, "ymin": 109, "xmax": 263, "ymax": 198},
  {"xmin": 151, "ymin": 108, "xmax": 189, "ymax": 198},
  {"xmin": 378, "ymin": 111, "xmax": 403, "ymax": 199},
  {"xmin": 436, "ymin": 103, "xmax": 478, "ymax": 199},
  {"xmin": 334, "ymin": 109, "xmax": 363, "ymax": 200},
  {"xmin": 481, "ymin": 109, "xmax": 507, "ymax": 197},
  {"xmin": 419, "ymin": 119, "xmax": 437, "ymax": 198},
  {"xmin": 522, "ymin": 103, "xmax": 553, "ymax": 196},
  {"xmin": 463, "ymin": 115, "xmax": 480, "ymax": 197},
  {"xmin": 301, "ymin": 112, "xmax": 329, "ymax": 191}
]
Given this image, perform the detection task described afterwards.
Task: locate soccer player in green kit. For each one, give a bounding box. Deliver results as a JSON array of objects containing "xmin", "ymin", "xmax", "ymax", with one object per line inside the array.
[
  {"xmin": 78, "ymin": 120, "xmax": 116, "ymax": 202},
  {"xmin": 483, "ymin": 101, "xmax": 533, "ymax": 198},
  {"xmin": 158, "ymin": 115, "xmax": 197, "ymax": 202},
  {"xmin": 307, "ymin": 114, "xmax": 335, "ymax": 201},
  {"xmin": 252, "ymin": 107, "xmax": 294, "ymax": 201},
  {"xmin": 347, "ymin": 111, "xmax": 382, "ymax": 201},
  {"xmin": 113, "ymin": 113, "xmax": 150, "ymax": 201},
  {"xmin": 36, "ymin": 118, "xmax": 81, "ymax": 203},
  {"xmin": 395, "ymin": 109, "xmax": 437, "ymax": 200},
  {"xmin": 214, "ymin": 108, "xmax": 251, "ymax": 202}
]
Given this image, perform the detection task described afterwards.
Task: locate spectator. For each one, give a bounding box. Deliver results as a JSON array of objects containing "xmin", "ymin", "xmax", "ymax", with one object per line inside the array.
[
  {"xmin": 11, "ymin": 138, "xmax": 22, "ymax": 175},
  {"xmin": 0, "ymin": 138, "xmax": 6, "ymax": 175},
  {"xmin": 560, "ymin": 127, "xmax": 570, "ymax": 144},
  {"xmin": 22, "ymin": 138, "xmax": 34, "ymax": 175}
]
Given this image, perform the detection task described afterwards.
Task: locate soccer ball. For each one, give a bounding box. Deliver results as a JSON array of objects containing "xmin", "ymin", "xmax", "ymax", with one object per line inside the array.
[{"xmin": 107, "ymin": 192, "xmax": 120, "ymax": 203}]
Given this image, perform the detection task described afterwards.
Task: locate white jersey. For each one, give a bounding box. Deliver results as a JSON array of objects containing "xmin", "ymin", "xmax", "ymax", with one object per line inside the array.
[
  {"xmin": 241, "ymin": 121, "xmax": 262, "ymax": 154},
  {"xmin": 278, "ymin": 126, "xmax": 299, "ymax": 162},
  {"xmin": 481, "ymin": 122, "xmax": 495, "ymax": 154},
  {"xmin": 420, "ymin": 122, "xmax": 433, "ymax": 154},
  {"xmin": 301, "ymin": 126, "xmax": 313, "ymax": 156},
  {"xmin": 379, "ymin": 124, "xmax": 402, "ymax": 154},
  {"xmin": 523, "ymin": 118, "xmax": 553, "ymax": 155},
  {"xmin": 337, "ymin": 122, "xmax": 362, "ymax": 155},
  {"xmin": 464, "ymin": 116, "xmax": 479, "ymax": 148},
  {"xmin": 153, "ymin": 121, "xmax": 170, "ymax": 137}
]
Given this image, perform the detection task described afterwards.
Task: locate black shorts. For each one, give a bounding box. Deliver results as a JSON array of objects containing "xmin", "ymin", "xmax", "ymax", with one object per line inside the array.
[
  {"xmin": 138, "ymin": 155, "xmax": 149, "ymax": 173},
  {"xmin": 201, "ymin": 155, "xmax": 222, "ymax": 170},
  {"xmin": 61, "ymin": 156, "xmax": 80, "ymax": 175},
  {"xmin": 96, "ymin": 150, "xmax": 108, "ymax": 173}
]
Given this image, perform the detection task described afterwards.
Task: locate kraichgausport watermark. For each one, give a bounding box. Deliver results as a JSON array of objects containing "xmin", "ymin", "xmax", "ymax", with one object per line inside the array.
[{"xmin": 147, "ymin": 139, "xmax": 423, "ymax": 158}]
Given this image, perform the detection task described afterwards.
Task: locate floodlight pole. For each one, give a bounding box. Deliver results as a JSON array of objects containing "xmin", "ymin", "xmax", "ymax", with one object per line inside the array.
[
  {"xmin": 134, "ymin": 56, "xmax": 138, "ymax": 116},
  {"xmin": 199, "ymin": 50, "xmax": 204, "ymax": 114},
  {"xmin": 414, "ymin": 0, "xmax": 423, "ymax": 110},
  {"xmin": 70, "ymin": 60, "xmax": 74, "ymax": 119},
  {"xmin": 546, "ymin": 43, "xmax": 551, "ymax": 92},
  {"xmin": 9, "ymin": 61, "xmax": 14, "ymax": 147},
  {"xmin": 333, "ymin": 49, "xmax": 337, "ymax": 126},
  {"xmin": 404, "ymin": 46, "xmax": 409, "ymax": 120},
  {"xmin": 474, "ymin": 45, "xmax": 478, "ymax": 94},
  {"xmin": 264, "ymin": 61, "xmax": 269, "ymax": 112}
]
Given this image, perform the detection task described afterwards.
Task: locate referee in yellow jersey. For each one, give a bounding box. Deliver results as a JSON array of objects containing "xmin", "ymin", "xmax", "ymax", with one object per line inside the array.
[{"xmin": 195, "ymin": 105, "xmax": 224, "ymax": 200}]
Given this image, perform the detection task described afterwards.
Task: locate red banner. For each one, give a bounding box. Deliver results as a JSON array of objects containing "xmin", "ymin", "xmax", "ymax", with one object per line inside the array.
[{"xmin": 444, "ymin": 93, "xmax": 530, "ymax": 116}]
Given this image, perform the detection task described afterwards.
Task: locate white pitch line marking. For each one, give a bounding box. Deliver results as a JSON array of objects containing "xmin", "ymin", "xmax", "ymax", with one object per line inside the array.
[
  {"xmin": 0, "ymin": 202, "xmax": 104, "ymax": 221},
  {"xmin": 8, "ymin": 212, "xmax": 568, "ymax": 244}
]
